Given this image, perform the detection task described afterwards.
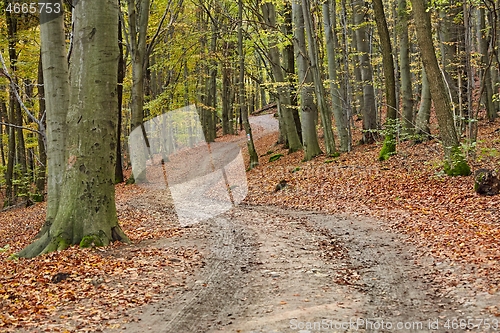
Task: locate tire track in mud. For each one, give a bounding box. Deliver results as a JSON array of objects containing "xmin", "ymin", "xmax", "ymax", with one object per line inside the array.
[
  {"xmin": 112, "ymin": 206, "xmax": 500, "ymax": 333},
  {"xmin": 160, "ymin": 214, "xmax": 257, "ymax": 333}
]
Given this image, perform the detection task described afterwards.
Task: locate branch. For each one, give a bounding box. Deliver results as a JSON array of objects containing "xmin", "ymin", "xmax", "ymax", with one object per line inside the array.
[
  {"xmin": 0, "ymin": 51, "xmax": 47, "ymax": 148},
  {"xmin": 0, "ymin": 121, "xmax": 44, "ymax": 136}
]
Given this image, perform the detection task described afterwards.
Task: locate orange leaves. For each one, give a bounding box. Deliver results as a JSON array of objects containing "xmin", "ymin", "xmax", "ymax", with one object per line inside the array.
[{"xmin": 0, "ymin": 184, "xmax": 203, "ymax": 332}]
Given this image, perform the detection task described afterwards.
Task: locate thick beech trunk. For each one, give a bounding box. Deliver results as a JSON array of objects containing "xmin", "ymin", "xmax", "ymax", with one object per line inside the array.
[{"xmin": 19, "ymin": 0, "xmax": 130, "ymax": 258}]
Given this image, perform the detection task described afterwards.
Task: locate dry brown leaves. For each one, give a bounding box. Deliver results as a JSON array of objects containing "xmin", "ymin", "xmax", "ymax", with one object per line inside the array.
[{"xmin": 0, "ymin": 183, "xmax": 202, "ymax": 332}]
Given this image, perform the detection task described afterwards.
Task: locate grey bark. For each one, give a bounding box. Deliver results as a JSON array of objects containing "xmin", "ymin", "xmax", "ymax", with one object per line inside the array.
[
  {"xmin": 292, "ymin": 0, "xmax": 322, "ymax": 160},
  {"xmin": 353, "ymin": 0, "xmax": 377, "ymax": 143},
  {"xmin": 261, "ymin": 2, "xmax": 302, "ymax": 152},
  {"xmin": 127, "ymin": 0, "xmax": 150, "ymax": 183},
  {"xmin": 239, "ymin": 0, "xmax": 258, "ymax": 169},
  {"xmin": 323, "ymin": 0, "xmax": 350, "ymax": 152},
  {"xmin": 415, "ymin": 66, "xmax": 431, "ymax": 140},
  {"xmin": 301, "ymin": 0, "xmax": 336, "ymax": 155},
  {"xmin": 398, "ymin": 0, "xmax": 413, "ymax": 134},
  {"xmin": 19, "ymin": 0, "xmax": 130, "ymax": 258},
  {"xmin": 411, "ymin": 0, "xmax": 470, "ymax": 175}
]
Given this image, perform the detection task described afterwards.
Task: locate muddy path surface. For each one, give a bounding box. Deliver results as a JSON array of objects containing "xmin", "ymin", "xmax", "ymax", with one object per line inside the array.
[{"xmin": 109, "ymin": 204, "xmax": 500, "ymax": 333}]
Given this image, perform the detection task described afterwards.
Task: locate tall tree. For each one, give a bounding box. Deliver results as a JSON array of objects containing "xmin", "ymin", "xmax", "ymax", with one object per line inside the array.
[
  {"xmin": 301, "ymin": 0, "xmax": 336, "ymax": 155},
  {"xmin": 373, "ymin": 0, "xmax": 397, "ymax": 160},
  {"xmin": 398, "ymin": 0, "xmax": 413, "ymax": 134},
  {"xmin": 411, "ymin": 0, "xmax": 471, "ymax": 176},
  {"xmin": 292, "ymin": 0, "xmax": 322, "ymax": 160},
  {"xmin": 19, "ymin": 0, "xmax": 130, "ymax": 258},
  {"xmin": 323, "ymin": 0, "xmax": 350, "ymax": 152},
  {"xmin": 126, "ymin": 0, "xmax": 150, "ymax": 183},
  {"xmin": 353, "ymin": 0, "xmax": 377, "ymax": 144},
  {"xmin": 261, "ymin": 1, "xmax": 302, "ymax": 152},
  {"xmin": 239, "ymin": 0, "xmax": 258, "ymax": 169}
]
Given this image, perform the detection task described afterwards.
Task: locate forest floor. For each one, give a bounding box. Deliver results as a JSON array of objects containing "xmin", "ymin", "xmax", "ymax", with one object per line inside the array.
[{"xmin": 0, "ymin": 113, "xmax": 499, "ymax": 332}]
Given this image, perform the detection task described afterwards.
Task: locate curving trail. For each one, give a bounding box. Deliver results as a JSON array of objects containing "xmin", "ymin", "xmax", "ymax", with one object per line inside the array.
[{"xmin": 108, "ymin": 115, "xmax": 500, "ymax": 333}]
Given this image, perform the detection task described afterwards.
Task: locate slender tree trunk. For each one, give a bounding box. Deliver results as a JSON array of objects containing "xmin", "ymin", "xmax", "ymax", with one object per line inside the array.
[
  {"xmin": 478, "ymin": 7, "xmax": 497, "ymax": 121},
  {"xmin": 301, "ymin": 0, "xmax": 336, "ymax": 155},
  {"xmin": 115, "ymin": 16, "xmax": 125, "ymax": 184},
  {"xmin": 261, "ymin": 2, "xmax": 302, "ymax": 152},
  {"xmin": 293, "ymin": 0, "xmax": 322, "ymax": 160},
  {"xmin": 399, "ymin": 0, "xmax": 413, "ymax": 134},
  {"xmin": 411, "ymin": 0, "xmax": 470, "ymax": 176},
  {"xmin": 353, "ymin": 0, "xmax": 377, "ymax": 143},
  {"xmin": 0, "ymin": 102, "xmax": 6, "ymax": 166},
  {"xmin": 239, "ymin": 0, "xmax": 258, "ymax": 169},
  {"xmin": 323, "ymin": 0, "xmax": 350, "ymax": 152},
  {"xmin": 373, "ymin": 0, "xmax": 397, "ymax": 160},
  {"xmin": 415, "ymin": 66, "xmax": 431, "ymax": 140},
  {"xmin": 282, "ymin": 2, "xmax": 302, "ymax": 143},
  {"xmin": 127, "ymin": 0, "xmax": 150, "ymax": 183},
  {"xmin": 36, "ymin": 54, "xmax": 47, "ymax": 201}
]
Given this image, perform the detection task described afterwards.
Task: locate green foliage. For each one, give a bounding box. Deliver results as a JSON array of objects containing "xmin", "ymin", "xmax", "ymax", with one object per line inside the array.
[
  {"xmin": 443, "ymin": 146, "xmax": 471, "ymax": 176},
  {"xmin": 379, "ymin": 135, "xmax": 396, "ymax": 161},
  {"xmin": 269, "ymin": 153, "xmax": 283, "ymax": 162},
  {"xmin": 291, "ymin": 166, "xmax": 301, "ymax": 173}
]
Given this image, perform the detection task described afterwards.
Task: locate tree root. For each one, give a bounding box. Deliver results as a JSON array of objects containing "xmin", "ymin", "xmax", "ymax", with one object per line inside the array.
[{"xmin": 17, "ymin": 226, "xmax": 131, "ymax": 258}]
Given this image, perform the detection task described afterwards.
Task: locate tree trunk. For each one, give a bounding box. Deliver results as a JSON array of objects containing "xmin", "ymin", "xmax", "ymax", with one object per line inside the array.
[
  {"xmin": 261, "ymin": 2, "xmax": 302, "ymax": 152},
  {"xmin": 293, "ymin": 0, "xmax": 322, "ymax": 161},
  {"xmin": 323, "ymin": 0, "xmax": 350, "ymax": 152},
  {"xmin": 35, "ymin": 54, "xmax": 47, "ymax": 202},
  {"xmin": 398, "ymin": 0, "xmax": 413, "ymax": 134},
  {"xmin": 127, "ymin": 0, "xmax": 150, "ymax": 183},
  {"xmin": 301, "ymin": 0, "xmax": 336, "ymax": 155},
  {"xmin": 353, "ymin": 0, "xmax": 377, "ymax": 143},
  {"xmin": 0, "ymin": 101, "xmax": 6, "ymax": 166},
  {"xmin": 19, "ymin": 0, "xmax": 130, "ymax": 258},
  {"xmin": 478, "ymin": 7, "xmax": 497, "ymax": 121},
  {"xmin": 373, "ymin": 0, "xmax": 397, "ymax": 160},
  {"xmin": 115, "ymin": 16, "xmax": 125, "ymax": 184},
  {"xmin": 415, "ymin": 66, "xmax": 431, "ymax": 140},
  {"xmin": 282, "ymin": 2, "xmax": 302, "ymax": 143},
  {"xmin": 239, "ymin": 0, "xmax": 258, "ymax": 169},
  {"xmin": 411, "ymin": 0, "xmax": 470, "ymax": 176}
]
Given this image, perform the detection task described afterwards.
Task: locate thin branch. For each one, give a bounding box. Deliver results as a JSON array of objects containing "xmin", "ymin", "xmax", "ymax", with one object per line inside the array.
[
  {"xmin": 0, "ymin": 51, "xmax": 47, "ymax": 148},
  {"xmin": 0, "ymin": 122, "xmax": 44, "ymax": 136}
]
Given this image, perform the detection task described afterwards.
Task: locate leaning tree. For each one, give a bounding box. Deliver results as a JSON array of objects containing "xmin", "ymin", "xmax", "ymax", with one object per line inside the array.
[{"xmin": 18, "ymin": 0, "xmax": 130, "ymax": 258}]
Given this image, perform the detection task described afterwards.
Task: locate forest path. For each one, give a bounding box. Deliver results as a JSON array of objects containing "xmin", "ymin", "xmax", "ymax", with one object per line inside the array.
[
  {"xmin": 110, "ymin": 204, "xmax": 500, "ymax": 333},
  {"xmin": 107, "ymin": 114, "xmax": 499, "ymax": 332}
]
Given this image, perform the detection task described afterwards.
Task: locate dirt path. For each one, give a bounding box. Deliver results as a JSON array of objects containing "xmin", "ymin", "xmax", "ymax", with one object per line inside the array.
[
  {"xmin": 109, "ymin": 204, "xmax": 500, "ymax": 333},
  {"xmin": 107, "ymin": 115, "xmax": 499, "ymax": 332}
]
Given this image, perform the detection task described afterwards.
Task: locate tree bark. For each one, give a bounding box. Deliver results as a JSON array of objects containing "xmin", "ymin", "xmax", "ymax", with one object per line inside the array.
[
  {"xmin": 292, "ymin": 0, "xmax": 322, "ymax": 161},
  {"xmin": 115, "ymin": 15, "xmax": 125, "ymax": 184},
  {"xmin": 373, "ymin": 0, "xmax": 397, "ymax": 160},
  {"xmin": 261, "ymin": 2, "xmax": 302, "ymax": 152},
  {"xmin": 353, "ymin": 0, "xmax": 377, "ymax": 144},
  {"xmin": 411, "ymin": 0, "xmax": 470, "ymax": 176},
  {"xmin": 323, "ymin": 0, "xmax": 350, "ymax": 152},
  {"xmin": 239, "ymin": 0, "xmax": 258, "ymax": 169},
  {"xmin": 19, "ymin": 0, "xmax": 130, "ymax": 258},
  {"xmin": 398, "ymin": 0, "xmax": 414, "ymax": 134},
  {"xmin": 415, "ymin": 66, "xmax": 431, "ymax": 140},
  {"xmin": 36, "ymin": 54, "xmax": 47, "ymax": 201},
  {"xmin": 127, "ymin": 0, "xmax": 150, "ymax": 183},
  {"xmin": 301, "ymin": 0, "xmax": 336, "ymax": 155}
]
